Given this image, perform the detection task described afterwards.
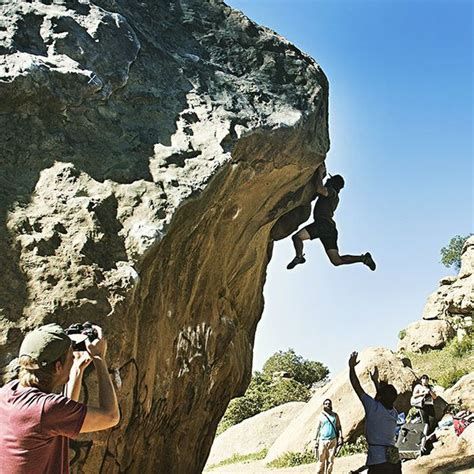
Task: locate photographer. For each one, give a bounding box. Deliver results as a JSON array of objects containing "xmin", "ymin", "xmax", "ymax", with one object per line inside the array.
[
  {"xmin": 0, "ymin": 323, "xmax": 119, "ymax": 473},
  {"xmin": 411, "ymin": 374, "xmax": 437, "ymax": 434}
]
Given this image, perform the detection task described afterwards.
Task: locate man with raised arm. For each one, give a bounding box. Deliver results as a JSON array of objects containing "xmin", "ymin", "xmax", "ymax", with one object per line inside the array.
[
  {"xmin": 286, "ymin": 163, "xmax": 376, "ymax": 271},
  {"xmin": 0, "ymin": 323, "xmax": 120, "ymax": 474},
  {"xmin": 348, "ymin": 351, "xmax": 402, "ymax": 474}
]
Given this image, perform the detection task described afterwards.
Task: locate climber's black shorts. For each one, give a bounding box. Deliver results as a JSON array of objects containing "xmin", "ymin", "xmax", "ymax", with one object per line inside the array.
[{"xmin": 304, "ymin": 218, "xmax": 338, "ymax": 251}]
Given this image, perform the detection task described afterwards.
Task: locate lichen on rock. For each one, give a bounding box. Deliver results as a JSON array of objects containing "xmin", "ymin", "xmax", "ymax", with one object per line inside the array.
[{"xmin": 0, "ymin": 1, "xmax": 329, "ymax": 472}]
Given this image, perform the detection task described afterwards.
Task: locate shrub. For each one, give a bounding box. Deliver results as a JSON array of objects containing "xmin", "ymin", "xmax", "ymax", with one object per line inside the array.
[
  {"xmin": 266, "ymin": 449, "xmax": 316, "ymax": 468},
  {"xmin": 440, "ymin": 234, "xmax": 472, "ymax": 271},
  {"xmin": 398, "ymin": 329, "xmax": 407, "ymax": 340},
  {"xmin": 337, "ymin": 436, "xmax": 367, "ymax": 457},
  {"xmin": 449, "ymin": 331, "xmax": 473, "ymax": 358},
  {"xmin": 436, "ymin": 368, "xmax": 469, "ymax": 388}
]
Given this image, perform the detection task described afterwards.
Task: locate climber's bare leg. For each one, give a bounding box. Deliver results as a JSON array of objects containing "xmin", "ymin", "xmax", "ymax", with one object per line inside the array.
[
  {"xmin": 292, "ymin": 229, "xmax": 310, "ymax": 258},
  {"xmin": 326, "ymin": 249, "xmax": 376, "ymax": 270},
  {"xmin": 287, "ymin": 229, "xmax": 311, "ymax": 269}
]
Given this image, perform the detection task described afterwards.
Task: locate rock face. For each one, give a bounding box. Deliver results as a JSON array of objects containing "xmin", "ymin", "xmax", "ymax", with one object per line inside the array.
[
  {"xmin": 264, "ymin": 347, "xmax": 417, "ymax": 463},
  {"xmin": 444, "ymin": 373, "xmax": 474, "ymax": 410},
  {"xmin": 422, "ymin": 237, "xmax": 473, "ymax": 323},
  {"xmin": 399, "ymin": 236, "xmax": 473, "ymax": 352},
  {"xmin": 0, "ymin": 1, "xmax": 329, "ymax": 472},
  {"xmin": 206, "ymin": 401, "xmax": 305, "ymax": 467},
  {"xmin": 397, "ymin": 320, "xmax": 455, "ymax": 353}
]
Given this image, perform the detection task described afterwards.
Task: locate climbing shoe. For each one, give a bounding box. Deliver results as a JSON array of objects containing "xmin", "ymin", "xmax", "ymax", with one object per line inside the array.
[
  {"xmin": 363, "ymin": 252, "xmax": 376, "ymax": 271},
  {"xmin": 286, "ymin": 255, "xmax": 306, "ymax": 270}
]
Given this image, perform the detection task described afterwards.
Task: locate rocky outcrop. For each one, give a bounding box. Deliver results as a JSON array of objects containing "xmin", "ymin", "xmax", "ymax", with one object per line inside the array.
[
  {"xmin": 0, "ymin": 1, "xmax": 329, "ymax": 472},
  {"xmin": 443, "ymin": 373, "xmax": 474, "ymax": 410},
  {"xmin": 403, "ymin": 424, "xmax": 474, "ymax": 473},
  {"xmin": 399, "ymin": 236, "xmax": 473, "ymax": 352},
  {"xmin": 206, "ymin": 401, "xmax": 305, "ymax": 467},
  {"xmin": 264, "ymin": 347, "xmax": 417, "ymax": 463},
  {"xmin": 397, "ymin": 320, "xmax": 455, "ymax": 353},
  {"xmin": 422, "ymin": 237, "xmax": 473, "ymax": 324}
]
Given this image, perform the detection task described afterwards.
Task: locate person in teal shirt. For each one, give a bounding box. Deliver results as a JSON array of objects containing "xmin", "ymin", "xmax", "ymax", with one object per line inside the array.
[{"xmin": 314, "ymin": 399, "xmax": 343, "ymax": 474}]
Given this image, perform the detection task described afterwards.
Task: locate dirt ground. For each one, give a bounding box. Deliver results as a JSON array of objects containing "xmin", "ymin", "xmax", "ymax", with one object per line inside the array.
[
  {"xmin": 207, "ymin": 453, "xmax": 474, "ymax": 473},
  {"xmin": 207, "ymin": 453, "xmax": 366, "ymax": 473}
]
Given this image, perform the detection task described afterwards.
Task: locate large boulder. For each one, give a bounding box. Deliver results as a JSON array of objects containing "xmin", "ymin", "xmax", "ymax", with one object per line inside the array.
[
  {"xmin": 0, "ymin": 1, "xmax": 329, "ymax": 473},
  {"xmin": 443, "ymin": 373, "xmax": 474, "ymax": 410},
  {"xmin": 206, "ymin": 401, "xmax": 305, "ymax": 467},
  {"xmin": 264, "ymin": 347, "xmax": 417, "ymax": 463},
  {"xmin": 397, "ymin": 319, "xmax": 455, "ymax": 353}
]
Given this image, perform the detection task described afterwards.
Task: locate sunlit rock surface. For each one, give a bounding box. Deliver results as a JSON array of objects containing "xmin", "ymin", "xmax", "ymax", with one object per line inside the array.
[
  {"xmin": 399, "ymin": 237, "xmax": 473, "ymax": 352},
  {"xmin": 0, "ymin": 1, "xmax": 329, "ymax": 472}
]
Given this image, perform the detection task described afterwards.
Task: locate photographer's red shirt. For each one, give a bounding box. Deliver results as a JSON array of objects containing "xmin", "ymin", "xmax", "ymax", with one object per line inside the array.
[{"xmin": 0, "ymin": 380, "xmax": 87, "ymax": 474}]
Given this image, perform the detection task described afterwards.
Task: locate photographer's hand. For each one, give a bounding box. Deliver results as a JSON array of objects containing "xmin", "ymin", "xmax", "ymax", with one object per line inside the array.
[
  {"xmin": 66, "ymin": 352, "xmax": 92, "ymax": 401},
  {"xmin": 86, "ymin": 325, "xmax": 107, "ymax": 360}
]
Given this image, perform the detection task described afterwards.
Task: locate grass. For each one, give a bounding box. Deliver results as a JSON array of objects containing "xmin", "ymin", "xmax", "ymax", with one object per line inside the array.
[
  {"xmin": 337, "ymin": 436, "xmax": 367, "ymax": 457},
  {"xmin": 266, "ymin": 449, "xmax": 315, "ymax": 468},
  {"xmin": 402, "ymin": 331, "xmax": 473, "ymax": 388},
  {"xmin": 265, "ymin": 436, "xmax": 368, "ymax": 468},
  {"xmin": 205, "ymin": 448, "xmax": 268, "ymax": 470}
]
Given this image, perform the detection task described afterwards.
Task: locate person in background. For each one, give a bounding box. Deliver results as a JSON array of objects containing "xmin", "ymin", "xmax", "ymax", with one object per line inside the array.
[
  {"xmin": 411, "ymin": 374, "xmax": 437, "ymax": 434},
  {"xmin": 348, "ymin": 351, "xmax": 402, "ymax": 474},
  {"xmin": 314, "ymin": 398, "xmax": 343, "ymax": 474}
]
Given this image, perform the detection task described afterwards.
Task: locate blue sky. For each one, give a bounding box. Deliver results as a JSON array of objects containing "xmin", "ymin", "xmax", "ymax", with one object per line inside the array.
[{"xmin": 226, "ymin": 0, "xmax": 473, "ymax": 375}]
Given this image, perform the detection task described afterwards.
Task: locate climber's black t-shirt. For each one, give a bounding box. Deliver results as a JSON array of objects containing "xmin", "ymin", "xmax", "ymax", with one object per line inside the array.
[{"xmin": 313, "ymin": 186, "xmax": 339, "ymax": 221}]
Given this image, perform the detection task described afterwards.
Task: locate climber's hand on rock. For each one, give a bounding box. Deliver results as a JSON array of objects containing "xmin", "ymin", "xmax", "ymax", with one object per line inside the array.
[{"xmin": 318, "ymin": 162, "xmax": 327, "ymax": 178}]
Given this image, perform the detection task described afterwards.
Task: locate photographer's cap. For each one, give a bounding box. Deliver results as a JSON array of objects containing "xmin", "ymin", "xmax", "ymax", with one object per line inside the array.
[{"xmin": 19, "ymin": 323, "xmax": 71, "ymax": 368}]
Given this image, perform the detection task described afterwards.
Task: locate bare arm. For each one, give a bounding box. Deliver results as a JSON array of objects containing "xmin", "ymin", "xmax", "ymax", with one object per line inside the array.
[
  {"xmin": 349, "ymin": 352, "xmax": 366, "ymax": 401},
  {"xmin": 312, "ymin": 162, "xmax": 329, "ymax": 196},
  {"xmin": 314, "ymin": 419, "xmax": 321, "ymax": 444},
  {"xmin": 66, "ymin": 352, "xmax": 92, "ymax": 402},
  {"xmin": 412, "ymin": 385, "xmax": 422, "ymax": 398},
  {"xmin": 370, "ymin": 367, "xmax": 380, "ymax": 392},
  {"xmin": 80, "ymin": 327, "xmax": 120, "ymax": 433},
  {"xmin": 315, "ymin": 184, "xmax": 330, "ymax": 197},
  {"xmin": 336, "ymin": 414, "xmax": 343, "ymax": 444}
]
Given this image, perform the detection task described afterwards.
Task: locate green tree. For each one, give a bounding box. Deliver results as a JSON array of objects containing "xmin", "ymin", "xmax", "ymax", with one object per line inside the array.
[
  {"xmin": 262, "ymin": 348, "xmax": 329, "ymax": 387},
  {"xmin": 440, "ymin": 234, "xmax": 472, "ymax": 271},
  {"xmin": 217, "ymin": 350, "xmax": 328, "ymax": 434},
  {"xmin": 264, "ymin": 378, "xmax": 311, "ymax": 410}
]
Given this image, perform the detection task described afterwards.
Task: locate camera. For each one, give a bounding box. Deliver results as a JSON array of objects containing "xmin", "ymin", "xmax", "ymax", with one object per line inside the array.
[{"xmin": 65, "ymin": 322, "xmax": 98, "ymax": 351}]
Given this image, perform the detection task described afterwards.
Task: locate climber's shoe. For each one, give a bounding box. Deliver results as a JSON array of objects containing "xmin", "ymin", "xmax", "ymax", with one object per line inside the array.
[
  {"xmin": 363, "ymin": 252, "xmax": 376, "ymax": 271},
  {"xmin": 286, "ymin": 255, "xmax": 306, "ymax": 270}
]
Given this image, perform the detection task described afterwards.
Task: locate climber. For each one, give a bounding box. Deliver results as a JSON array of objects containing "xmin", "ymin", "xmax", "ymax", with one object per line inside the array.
[{"xmin": 286, "ymin": 163, "xmax": 376, "ymax": 271}]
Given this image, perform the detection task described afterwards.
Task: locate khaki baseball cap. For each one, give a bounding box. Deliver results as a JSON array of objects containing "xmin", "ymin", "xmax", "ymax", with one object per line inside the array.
[{"xmin": 19, "ymin": 323, "xmax": 72, "ymax": 368}]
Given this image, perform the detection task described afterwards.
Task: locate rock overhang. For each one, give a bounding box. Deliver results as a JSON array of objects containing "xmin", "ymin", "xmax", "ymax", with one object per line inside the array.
[{"xmin": 0, "ymin": 1, "xmax": 330, "ymax": 472}]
